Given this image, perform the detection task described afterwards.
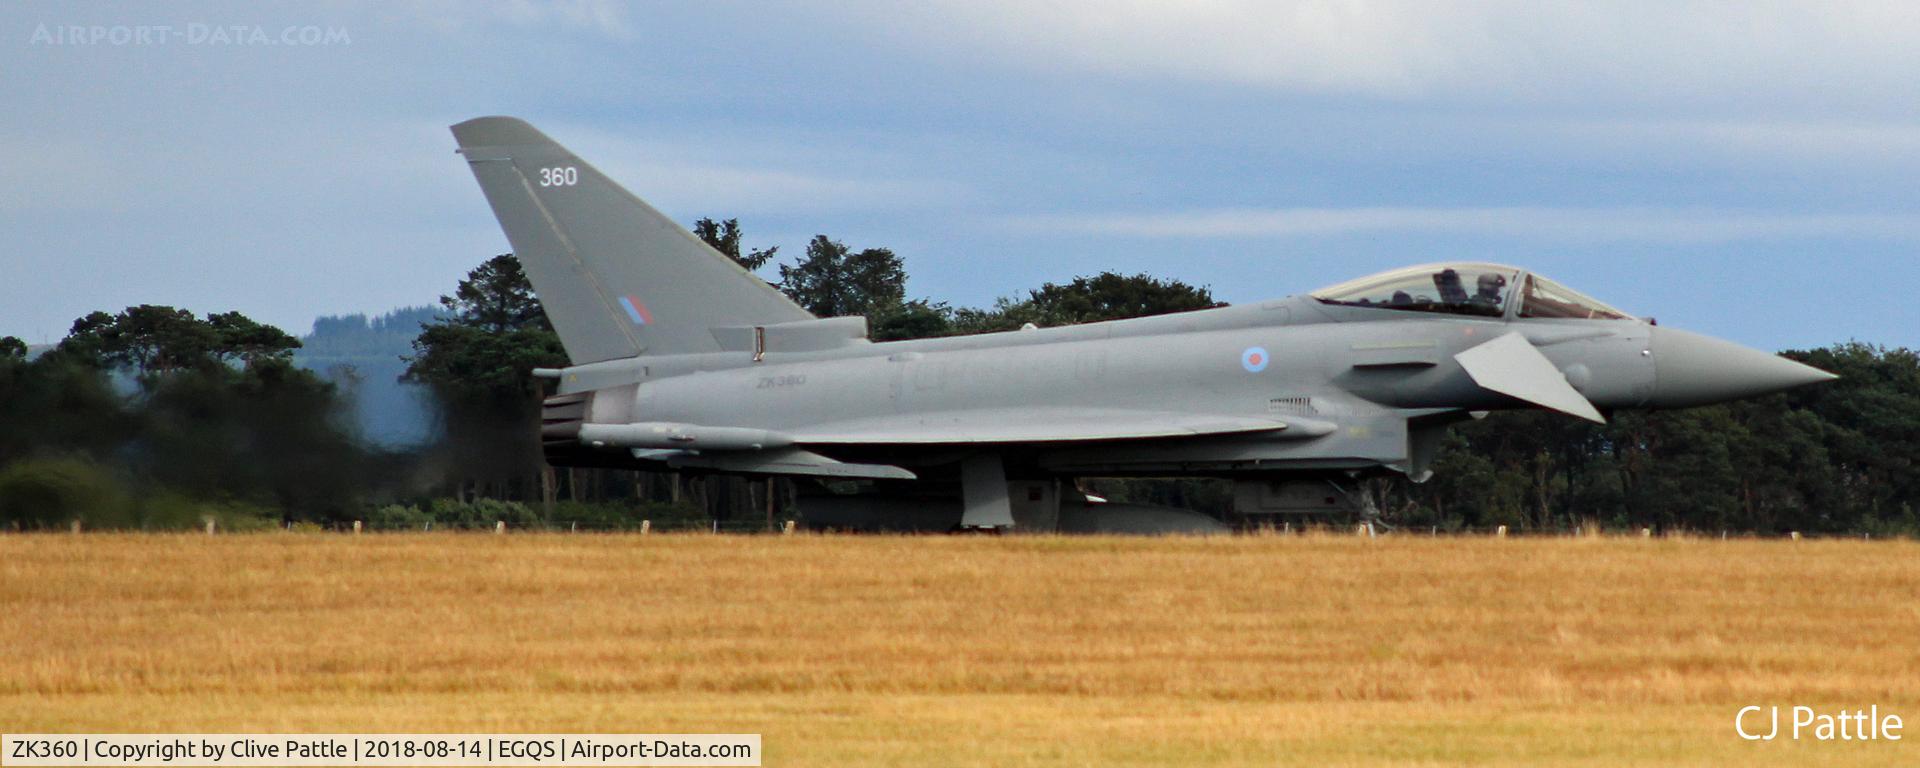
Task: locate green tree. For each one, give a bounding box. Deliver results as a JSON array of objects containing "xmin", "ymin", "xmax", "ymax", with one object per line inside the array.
[
  {"xmin": 56, "ymin": 306, "xmax": 298, "ymax": 378},
  {"xmin": 207, "ymin": 311, "xmax": 301, "ymax": 368},
  {"xmin": 953, "ymin": 272, "xmax": 1224, "ymax": 334},
  {"xmin": 127, "ymin": 355, "xmax": 365, "ymax": 522},
  {"xmin": 1412, "ymin": 427, "xmax": 1528, "ymax": 529},
  {"xmin": 440, "ymin": 254, "xmax": 550, "ymax": 333},
  {"xmin": 0, "ymin": 350, "xmax": 130, "ymax": 466},
  {"xmin": 4, "ymin": 306, "xmax": 359, "ymax": 524},
  {"xmin": 61, "ymin": 305, "xmax": 216, "ymax": 376},
  {"xmin": 407, "ymin": 254, "xmax": 565, "ymax": 397},
  {"xmin": 1784, "ymin": 343, "xmax": 1920, "ymax": 530},
  {"xmin": 1025, "ymin": 272, "xmax": 1222, "ymax": 323},
  {"xmin": 0, "ymin": 455, "xmax": 133, "ymax": 530},
  {"xmin": 693, "ymin": 217, "xmax": 779, "ymax": 272},
  {"xmin": 777, "ymin": 236, "xmax": 906, "ymax": 318},
  {"xmin": 405, "ymin": 254, "xmax": 568, "ymax": 501},
  {"xmin": 869, "ymin": 299, "xmax": 955, "ymax": 342}
]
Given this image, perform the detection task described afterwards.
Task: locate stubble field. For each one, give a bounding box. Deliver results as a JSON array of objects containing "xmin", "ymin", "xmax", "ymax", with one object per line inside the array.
[{"xmin": 2, "ymin": 533, "xmax": 1917, "ymax": 766}]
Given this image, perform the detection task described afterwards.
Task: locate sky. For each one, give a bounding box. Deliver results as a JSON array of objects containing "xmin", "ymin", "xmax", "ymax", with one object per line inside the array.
[{"xmin": 4, "ymin": 1, "xmax": 1919, "ymax": 352}]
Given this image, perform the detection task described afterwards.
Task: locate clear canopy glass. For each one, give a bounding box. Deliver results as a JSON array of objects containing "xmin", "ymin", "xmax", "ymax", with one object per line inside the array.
[
  {"xmin": 1311, "ymin": 263, "xmax": 1519, "ymax": 318},
  {"xmin": 1518, "ymin": 274, "xmax": 1632, "ymax": 320}
]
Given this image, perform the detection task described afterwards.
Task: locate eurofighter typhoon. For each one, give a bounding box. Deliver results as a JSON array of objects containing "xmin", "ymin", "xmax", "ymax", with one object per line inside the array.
[{"xmin": 451, "ymin": 116, "xmax": 1837, "ymax": 534}]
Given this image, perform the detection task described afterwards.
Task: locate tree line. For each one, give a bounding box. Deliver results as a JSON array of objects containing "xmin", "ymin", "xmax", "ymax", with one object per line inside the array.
[{"xmin": 2, "ymin": 219, "xmax": 1915, "ymax": 534}]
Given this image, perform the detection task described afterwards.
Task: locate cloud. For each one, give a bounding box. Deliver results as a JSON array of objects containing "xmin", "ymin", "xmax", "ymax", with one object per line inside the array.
[
  {"xmin": 535, "ymin": 125, "xmax": 968, "ymax": 216},
  {"xmin": 379, "ymin": 0, "xmax": 634, "ymax": 39},
  {"xmin": 596, "ymin": 156, "xmax": 954, "ymax": 215},
  {"xmin": 820, "ymin": 1, "xmax": 1920, "ymax": 111},
  {"xmin": 1554, "ymin": 118, "xmax": 1920, "ymax": 168},
  {"xmin": 0, "ymin": 133, "xmax": 128, "ymax": 212},
  {"xmin": 1009, "ymin": 206, "xmax": 1920, "ymax": 243}
]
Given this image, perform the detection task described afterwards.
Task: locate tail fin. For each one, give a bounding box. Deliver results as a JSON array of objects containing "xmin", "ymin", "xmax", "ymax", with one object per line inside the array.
[{"xmin": 450, "ymin": 116, "xmax": 813, "ymax": 363}]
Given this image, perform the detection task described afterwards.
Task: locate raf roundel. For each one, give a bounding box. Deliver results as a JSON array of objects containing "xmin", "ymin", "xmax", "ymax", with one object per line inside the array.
[{"xmin": 1241, "ymin": 346, "xmax": 1270, "ymax": 373}]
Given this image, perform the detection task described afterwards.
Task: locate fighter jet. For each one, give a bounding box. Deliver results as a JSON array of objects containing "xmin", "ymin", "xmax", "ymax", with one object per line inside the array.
[{"xmin": 450, "ymin": 116, "xmax": 1836, "ymax": 533}]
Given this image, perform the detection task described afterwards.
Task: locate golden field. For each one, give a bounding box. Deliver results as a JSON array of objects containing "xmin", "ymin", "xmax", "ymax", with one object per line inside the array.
[{"xmin": 3, "ymin": 533, "xmax": 1918, "ymax": 766}]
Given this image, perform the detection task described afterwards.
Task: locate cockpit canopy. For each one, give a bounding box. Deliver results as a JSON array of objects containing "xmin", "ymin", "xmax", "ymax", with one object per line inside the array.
[
  {"xmin": 1312, "ymin": 263, "xmax": 1517, "ymax": 318},
  {"xmin": 1311, "ymin": 262, "xmax": 1632, "ymax": 320},
  {"xmin": 1516, "ymin": 272, "xmax": 1633, "ymax": 320}
]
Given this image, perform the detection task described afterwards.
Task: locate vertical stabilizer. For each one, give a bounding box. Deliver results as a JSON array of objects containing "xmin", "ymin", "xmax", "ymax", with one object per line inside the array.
[{"xmin": 451, "ymin": 116, "xmax": 813, "ymax": 363}]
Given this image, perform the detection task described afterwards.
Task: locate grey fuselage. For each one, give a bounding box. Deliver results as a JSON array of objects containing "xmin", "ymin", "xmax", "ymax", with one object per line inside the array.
[{"xmin": 549, "ymin": 292, "xmax": 1653, "ymax": 481}]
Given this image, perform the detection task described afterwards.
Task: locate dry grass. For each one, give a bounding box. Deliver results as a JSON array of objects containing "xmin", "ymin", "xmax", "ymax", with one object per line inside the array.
[{"xmin": 3, "ymin": 533, "xmax": 1918, "ymax": 766}]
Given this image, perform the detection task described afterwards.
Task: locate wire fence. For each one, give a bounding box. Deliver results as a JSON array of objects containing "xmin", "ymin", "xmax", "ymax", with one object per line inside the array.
[
  {"xmin": 1247, "ymin": 521, "xmax": 1907, "ymax": 541},
  {"xmin": 320, "ymin": 518, "xmax": 787, "ymax": 534},
  {"xmin": 15, "ymin": 518, "xmax": 1910, "ymax": 540},
  {"xmin": 300, "ymin": 520, "xmax": 1910, "ymax": 540}
]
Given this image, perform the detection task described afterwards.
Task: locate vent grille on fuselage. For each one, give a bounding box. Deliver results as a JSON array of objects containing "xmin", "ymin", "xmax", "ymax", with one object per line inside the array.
[{"xmin": 1268, "ymin": 396, "xmax": 1318, "ymax": 416}]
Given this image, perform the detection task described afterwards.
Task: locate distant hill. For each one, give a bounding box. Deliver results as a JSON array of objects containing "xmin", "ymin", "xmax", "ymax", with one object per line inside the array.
[{"xmin": 294, "ymin": 306, "xmax": 442, "ymax": 448}]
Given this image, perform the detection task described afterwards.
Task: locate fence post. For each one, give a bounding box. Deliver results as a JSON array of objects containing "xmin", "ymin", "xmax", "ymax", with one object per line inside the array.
[
  {"xmin": 782, "ymin": 520, "xmax": 796, "ymax": 535},
  {"xmin": 1495, "ymin": 525, "xmax": 1507, "ymax": 538},
  {"xmin": 640, "ymin": 520, "xmax": 651, "ymax": 535},
  {"xmin": 495, "ymin": 520, "xmax": 506, "ymax": 535},
  {"xmin": 205, "ymin": 517, "xmax": 216, "ymax": 535},
  {"xmin": 352, "ymin": 520, "xmax": 362, "ymax": 535},
  {"xmin": 765, "ymin": 479, "xmax": 777, "ymax": 533},
  {"xmin": 71, "ymin": 519, "xmax": 82, "ymax": 535}
]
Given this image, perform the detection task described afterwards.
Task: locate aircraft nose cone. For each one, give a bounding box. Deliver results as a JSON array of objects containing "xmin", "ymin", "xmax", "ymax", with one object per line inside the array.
[{"xmin": 1647, "ymin": 326, "xmax": 1838, "ymax": 408}]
